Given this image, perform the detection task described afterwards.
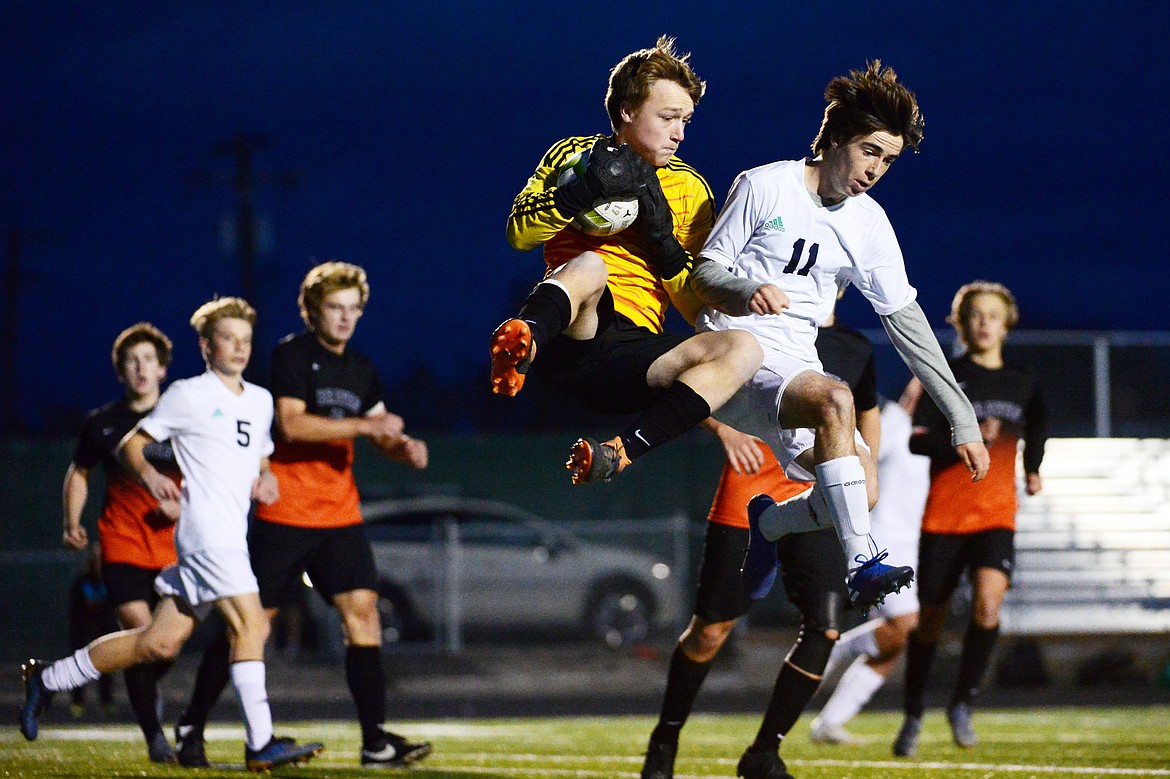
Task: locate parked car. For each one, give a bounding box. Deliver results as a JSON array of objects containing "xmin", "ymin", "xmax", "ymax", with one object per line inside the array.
[{"xmin": 304, "ymin": 495, "xmax": 682, "ymax": 650}]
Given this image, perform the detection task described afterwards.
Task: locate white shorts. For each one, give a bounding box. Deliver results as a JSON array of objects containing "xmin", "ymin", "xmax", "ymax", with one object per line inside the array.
[
  {"xmin": 154, "ymin": 548, "xmax": 259, "ymax": 620},
  {"xmin": 714, "ymin": 359, "xmax": 868, "ymax": 483}
]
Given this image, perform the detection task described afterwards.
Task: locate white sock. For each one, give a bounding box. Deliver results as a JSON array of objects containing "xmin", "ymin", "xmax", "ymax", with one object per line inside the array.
[
  {"xmin": 814, "ymin": 456, "xmax": 872, "ymax": 563},
  {"xmin": 823, "ymin": 618, "xmax": 882, "ymax": 679},
  {"xmin": 757, "ymin": 491, "xmax": 825, "ymax": 541},
  {"xmin": 817, "ymin": 655, "xmax": 886, "ymax": 727},
  {"xmin": 231, "ymin": 660, "xmax": 273, "ymax": 751},
  {"xmin": 42, "ymin": 648, "xmax": 100, "ymax": 692}
]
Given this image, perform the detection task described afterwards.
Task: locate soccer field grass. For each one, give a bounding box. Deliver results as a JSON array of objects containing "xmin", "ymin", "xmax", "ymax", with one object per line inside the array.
[{"xmin": 3, "ymin": 707, "xmax": 1169, "ymax": 777}]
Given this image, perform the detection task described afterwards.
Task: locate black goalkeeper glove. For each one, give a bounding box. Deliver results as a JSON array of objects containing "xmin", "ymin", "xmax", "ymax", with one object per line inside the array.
[
  {"xmin": 553, "ymin": 137, "xmax": 647, "ymax": 218},
  {"xmin": 634, "ymin": 164, "xmax": 690, "ymax": 279}
]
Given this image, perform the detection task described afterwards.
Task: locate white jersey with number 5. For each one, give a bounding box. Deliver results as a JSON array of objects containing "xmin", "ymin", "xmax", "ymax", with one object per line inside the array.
[
  {"xmin": 697, "ymin": 159, "xmax": 916, "ymax": 361},
  {"xmin": 137, "ymin": 370, "xmax": 274, "ymax": 558}
]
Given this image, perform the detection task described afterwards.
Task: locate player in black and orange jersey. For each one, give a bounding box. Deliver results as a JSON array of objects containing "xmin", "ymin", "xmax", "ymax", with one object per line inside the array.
[
  {"xmin": 62, "ymin": 322, "xmax": 181, "ymax": 764},
  {"xmin": 490, "ymin": 36, "xmax": 761, "ymax": 483},
  {"xmin": 893, "ymin": 281, "xmax": 1046, "ymax": 757},
  {"xmin": 641, "ymin": 304, "xmax": 881, "ymax": 779},
  {"xmin": 171, "ymin": 263, "xmax": 432, "ymax": 770}
]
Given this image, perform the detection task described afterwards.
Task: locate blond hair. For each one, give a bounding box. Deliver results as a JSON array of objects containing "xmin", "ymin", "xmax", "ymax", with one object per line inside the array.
[
  {"xmin": 189, "ymin": 297, "xmax": 257, "ymax": 340},
  {"xmin": 298, "ymin": 261, "xmax": 370, "ymax": 328},
  {"xmin": 948, "ymin": 280, "xmax": 1020, "ymax": 349}
]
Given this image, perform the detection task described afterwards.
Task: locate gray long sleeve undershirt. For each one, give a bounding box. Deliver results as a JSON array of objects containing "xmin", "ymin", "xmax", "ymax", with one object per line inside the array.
[
  {"xmin": 689, "ymin": 258, "xmax": 763, "ymax": 317},
  {"xmin": 881, "ymin": 301, "xmax": 981, "ymax": 446}
]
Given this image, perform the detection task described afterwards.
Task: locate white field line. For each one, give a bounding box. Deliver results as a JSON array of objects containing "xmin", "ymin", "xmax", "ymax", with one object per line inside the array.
[{"xmin": 8, "ymin": 728, "xmax": 1170, "ymax": 777}]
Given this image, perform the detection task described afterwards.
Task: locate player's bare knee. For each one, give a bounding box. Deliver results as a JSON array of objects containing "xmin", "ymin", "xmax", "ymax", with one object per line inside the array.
[
  {"xmin": 139, "ymin": 634, "xmax": 182, "ymax": 663},
  {"xmin": 724, "ymin": 329, "xmax": 763, "ymax": 379}
]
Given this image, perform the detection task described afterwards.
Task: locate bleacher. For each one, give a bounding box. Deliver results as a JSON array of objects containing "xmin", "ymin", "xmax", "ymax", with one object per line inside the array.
[{"xmin": 1001, "ymin": 438, "xmax": 1170, "ymax": 635}]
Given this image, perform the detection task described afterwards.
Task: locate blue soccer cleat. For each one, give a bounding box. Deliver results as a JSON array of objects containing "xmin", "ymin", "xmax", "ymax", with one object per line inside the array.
[
  {"xmin": 245, "ymin": 736, "xmax": 324, "ymax": 772},
  {"xmin": 20, "ymin": 659, "xmax": 53, "ymax": 741},
  {"xmin": 742, "ymin": 494, "xmax": 780, "ymax": 600},
  {"xmin": 847, "ymin": 549, "xmax": 914, "ymax": 613}
]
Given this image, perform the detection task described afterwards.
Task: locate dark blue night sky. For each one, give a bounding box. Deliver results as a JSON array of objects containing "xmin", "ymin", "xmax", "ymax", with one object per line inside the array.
[{"xmin": 4, "ymin": 1, "xmax": 1168, "ymax": 432}]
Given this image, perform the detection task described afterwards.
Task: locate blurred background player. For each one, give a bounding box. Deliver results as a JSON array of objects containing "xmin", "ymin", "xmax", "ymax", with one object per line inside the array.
[
  {"xmin": 491, "ymin": 36, "xmax": 761, "ymax": 483},
  {"xmin": 61, "ymin": 322, "xmax": 180, "ymax": 762},
  {"xmin": 809, "ymin": 381, "xmax": 931, "ymax": 745},
  {"xmin": 641, "ymin": 300, "xmax": 878, "ymax": 779},
  {"xmin": 690, "ymin": 60, "xmax": 988, "ymax": 611},
  {"xmin": 173, "ymin": 263, "xmax": 432, "ymax": 769},
  {"xmin": 66, "ymin": 543, "xmax": 118, "ymax": 720},
  {"xmin": 22, "ymin": 297, "xmax": 324, "ymax": 772},
  {"xmin": 893, "ymin": 281, "xmax": 1046, "ymax": 756}
]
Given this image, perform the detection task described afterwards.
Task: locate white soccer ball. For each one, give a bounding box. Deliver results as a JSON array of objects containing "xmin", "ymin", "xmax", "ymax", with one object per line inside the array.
[{"xmin": 557, "ymin": 150, "xmax": 640, "ymax": 237}]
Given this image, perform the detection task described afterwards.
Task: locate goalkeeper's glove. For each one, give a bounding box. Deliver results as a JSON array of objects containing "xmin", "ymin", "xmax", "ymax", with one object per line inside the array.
[{"xmin": 553, "ymin": 137, "xmax": 647, "ymax": 217}]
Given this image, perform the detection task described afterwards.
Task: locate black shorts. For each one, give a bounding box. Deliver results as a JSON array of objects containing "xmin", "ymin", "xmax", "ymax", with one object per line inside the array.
[
  {"xmin": 917, "ymin": 528, "xmax": 1015, "ymax": 607},
  {"xmin": 692, "ymin": 524, "xmax": 849, "ymax": 624},
  {"xmin": 532, "ymin": 288, "xmax": 690, "ymax": 415},
  {"xmin": 248, "ymin": 520, "xmax": 378, "ymax": 608},
  {"xmin": 102, "ymin": 562, "xmax": 164, "ymax": 608},
  {"xmin": 776, "ymin": 528, "xmax": 849, "ymax": 618},
  {"xmin": 693, "ymin": 523, "xmax": 753, "ymax": 623}
]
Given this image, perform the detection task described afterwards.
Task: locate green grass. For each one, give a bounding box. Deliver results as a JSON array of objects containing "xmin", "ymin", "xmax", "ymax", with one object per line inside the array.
[{"xmin": 3, "ymin": 707, "xmax": 1169, "ymax": 777}]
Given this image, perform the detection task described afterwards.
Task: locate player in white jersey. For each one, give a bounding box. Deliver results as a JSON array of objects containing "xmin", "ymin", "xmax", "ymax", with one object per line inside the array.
[
  {"xmin": 20, "ymin": 297, "xmax": 324, "ymax": 773},
  {"xmin": 691, "ymin": 61, "xmax": 989, "ymax": 629},
  {"xmin": 809, "ymin": 383, "xmax": 931, "ymax": 745}
]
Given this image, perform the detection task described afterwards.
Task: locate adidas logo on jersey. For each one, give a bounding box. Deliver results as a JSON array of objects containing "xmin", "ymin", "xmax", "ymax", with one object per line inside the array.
[
  {"xmin": 211, "ymin": 408, "xmax": 224, "ymax": 417},
  {"xmin": 764, "ymin": 215, "xmax": 785, "ymax": 232}
]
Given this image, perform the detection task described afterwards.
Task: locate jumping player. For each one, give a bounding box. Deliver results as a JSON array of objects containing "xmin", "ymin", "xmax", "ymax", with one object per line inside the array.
[
  {"xmin": 893, "ymin": 281, "xmax": 1046, "ymax": 756},
  {"xmin": 690, "ymin": 61, "xmax": 989, "ymax": 612},
  {"xmin": 490, "ymin": 36, "xmax": 761, "ymax": 482},
  {"xmin": 22, "ymin": 297, "xmax": 324, "ymax": 773},
  {"xmin": 62, "ymin": 322, "xmax": 181, "ymax": 762}
]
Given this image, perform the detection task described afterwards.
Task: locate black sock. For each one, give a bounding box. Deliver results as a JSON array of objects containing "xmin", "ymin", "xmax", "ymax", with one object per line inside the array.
[
  {"xmin": 951, "ymin": 623, "xmax": 999, "ymax": 707},
  {"xmin": 125, "ymin": 661, "xmax": 170, "ymax": 740},
  {"xmin": 903, "ymin": 632, "xmax": 938, "ymax": 718},
  {"xmin": 650, "ymin": 646, "xmax": 712, "ymax": 744},
  {"xmin": 620, "ymin": 382, "xmax": 711, "ymax": 461},
  {"xmin": 751, "ymin": 631, "xmax": 831, "ymax": 751},
  {"xmin": 516, "ymin": 281, "xmax": 572, "ymax": 353},
  {"xmin": 179, "ymin": 623, "xmax": 231, "ymax": 730},
  {"xmin": 346, "ymin": 645, "xmax": 387, "ymax": 748}
]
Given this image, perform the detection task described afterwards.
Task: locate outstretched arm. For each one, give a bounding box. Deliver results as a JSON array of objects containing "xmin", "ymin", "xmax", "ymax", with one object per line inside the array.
[{"xmin": 881, "ymin": 301, "xmax": 989, "ymax": 481}]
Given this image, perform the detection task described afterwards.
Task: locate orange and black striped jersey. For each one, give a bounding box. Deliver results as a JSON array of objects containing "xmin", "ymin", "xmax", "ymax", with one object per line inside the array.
[
  {"xmin": 506, "ymin": 134, "xmax": 716, "ymax": 330},
  {"xmin": 72, "ymin": 398, "xmax": 180, "ymax": 570},
  {"xmin": 913, "ymin": 355, "xmax": 1046, "ymax": 535}
]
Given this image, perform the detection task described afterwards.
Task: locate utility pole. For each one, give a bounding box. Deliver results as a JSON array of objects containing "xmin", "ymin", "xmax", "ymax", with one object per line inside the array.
[
  {"xmin": 189, "ymin": 131, "xmax": 298, "ymax": 378},
  {"xmin": 211, "ymin": 132, "xmax": 269, "ymax": 305}
]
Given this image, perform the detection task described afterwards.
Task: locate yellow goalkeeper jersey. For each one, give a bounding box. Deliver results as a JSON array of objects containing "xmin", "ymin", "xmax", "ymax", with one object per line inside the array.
[{"xmin": 506, "ymin": 134, "xmax": 715, "ymax": 330}]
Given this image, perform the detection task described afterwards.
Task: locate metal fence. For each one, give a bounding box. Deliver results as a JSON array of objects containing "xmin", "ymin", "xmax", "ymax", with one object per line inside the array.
[{"xmin": 862, "ymin": 329, "xmax": 1170, "ymax": 438}]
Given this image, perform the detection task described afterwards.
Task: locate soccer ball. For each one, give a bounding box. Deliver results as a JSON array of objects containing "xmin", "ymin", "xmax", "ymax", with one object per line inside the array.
[{"xmin": 557, "ymin": 150, "xmax": 640, "ymax": 237}]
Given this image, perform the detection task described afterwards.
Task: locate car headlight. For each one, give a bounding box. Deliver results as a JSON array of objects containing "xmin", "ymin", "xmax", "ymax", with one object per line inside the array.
[{"xmin": 651, "ymin": 563, "xmax": 671, "ymax": 580}]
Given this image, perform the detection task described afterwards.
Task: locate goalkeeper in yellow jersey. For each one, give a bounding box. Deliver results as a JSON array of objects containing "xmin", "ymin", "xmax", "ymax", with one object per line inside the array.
[{"xmin": 491, "ymin": 36, "xmax": 762, "ymax": 484}]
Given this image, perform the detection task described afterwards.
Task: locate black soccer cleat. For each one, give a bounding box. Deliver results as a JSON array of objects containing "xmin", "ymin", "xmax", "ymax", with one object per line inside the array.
[
  {"xmin": 175, "ymin": 722, "xmax": 210, "ymax": 768},
  {"xmin": 736, "ymin": 747, "xmax": 795, "ymax": 779},
  {"xmin": 566, "ymin": 437, "xmax": 628, "ymax": 484},
  {"xmin": 361, "ymin": 727, "xmax": 433, "ymax": 767}
]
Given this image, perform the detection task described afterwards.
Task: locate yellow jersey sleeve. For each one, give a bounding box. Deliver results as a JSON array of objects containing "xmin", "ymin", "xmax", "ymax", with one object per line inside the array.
[
  {"xmin": 506, "ymin": 135, "xmax": 599, "ymax": 251},
  {"xmin": 506, "ymin": 136, "xmax": 716, "ymax": 333}
]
